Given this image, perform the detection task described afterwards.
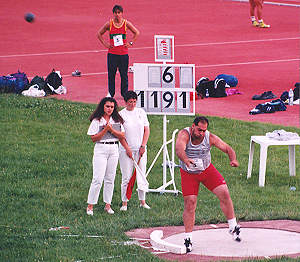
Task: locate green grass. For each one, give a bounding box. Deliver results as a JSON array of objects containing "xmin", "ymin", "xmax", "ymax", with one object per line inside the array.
[{"xmin": 0, "ymin": 94, "xmax": 299, "ymax": 262}]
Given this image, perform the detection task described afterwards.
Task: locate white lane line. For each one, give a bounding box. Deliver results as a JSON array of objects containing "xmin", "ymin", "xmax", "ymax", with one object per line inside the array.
[
  {"xmin": 0, "ymin": 37, "xmax": 298, "ymax": 58},
  {"xmin": 196, "ymin": 58, "xmax": 300, "ymax": 68},
  {"xmin": 56, "ymin": 58, "xmax": 299, "ymax": 79}
]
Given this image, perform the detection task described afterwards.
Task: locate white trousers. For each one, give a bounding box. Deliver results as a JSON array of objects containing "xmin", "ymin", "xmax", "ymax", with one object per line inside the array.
[
  {"xmin": 87, "ymin": 144, "xmax": 119, "ymax": 205},
  {"xmin": 119, "ymin": 149, "xmax": 147, "ymax": 202}
]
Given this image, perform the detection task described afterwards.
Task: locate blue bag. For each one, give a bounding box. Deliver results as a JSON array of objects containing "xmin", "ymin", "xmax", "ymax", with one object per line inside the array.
[{"xmin": 215, "ymin": 74, "xmax": 238, "ymax": 87}]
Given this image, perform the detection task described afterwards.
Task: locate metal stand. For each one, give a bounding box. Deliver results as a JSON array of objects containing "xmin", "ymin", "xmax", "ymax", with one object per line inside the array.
[{"xmin": 146, "ymin": 115, "xmax": 181, "ymax": 194}]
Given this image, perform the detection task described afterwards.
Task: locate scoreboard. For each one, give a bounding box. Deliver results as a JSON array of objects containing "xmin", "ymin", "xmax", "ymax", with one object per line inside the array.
[{"xmin": 133, "ymin": 63, "xmax": 195, "ymax": 115}]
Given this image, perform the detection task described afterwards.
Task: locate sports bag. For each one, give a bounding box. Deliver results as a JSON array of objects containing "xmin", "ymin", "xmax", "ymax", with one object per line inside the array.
[
  {"xmin": 0, "ymin": 71, "xmax": 29, "ymax": 94},
  {"xmin": 11, "ymin": 71, "xmax": 29, "ymax": 94},
  {"xmin": 44, "ymin": 69, "xmax": 63, "ymax": 95},
  {"xmin": 215, "ymin": 74, "xmax": 238, "ymax": 87},
  {"xmin": 28, "ymin": 75, "xmax": 46, "ymax": 90},
  {"xmin": 196, "ymin": 77, "xmax": 227, "ymax": 98}
]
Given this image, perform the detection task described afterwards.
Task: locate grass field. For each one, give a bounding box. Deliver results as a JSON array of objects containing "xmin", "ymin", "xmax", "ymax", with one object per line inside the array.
[{"xmin": 0, "ymin": 94, "xmax": 299, "ymax": 262}]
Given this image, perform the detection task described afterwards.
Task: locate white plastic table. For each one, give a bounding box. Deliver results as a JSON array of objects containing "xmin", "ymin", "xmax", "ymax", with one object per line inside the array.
[{"xmin": 247, "ymin": 135, "xmax": 300, "ymax": 187}]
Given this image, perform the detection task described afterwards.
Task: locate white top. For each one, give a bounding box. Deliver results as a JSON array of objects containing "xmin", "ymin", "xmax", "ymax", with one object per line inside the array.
[
  {"xmin": 119, "ymin": 107, "xmax": 149, "ymax": 151},
  {"xmin": 87, "ymin": 117, "xmax": 125, "ymax": 143},
  {"xmin": 179, "ymin": 128, "xmax": 211, "ymax": 173}
]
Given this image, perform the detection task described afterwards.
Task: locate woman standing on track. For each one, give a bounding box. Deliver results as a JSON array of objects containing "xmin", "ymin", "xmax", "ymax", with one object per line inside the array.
[
  {"xmin": 119, "ymin": 91, "xmax": 151, "ymax": 211},
  {"xmin": 249, "ymin": 0, "xmax": 270, "ymax": 28},
  {"xmin": 86, "ymin": 97, "xmax": 125, "ymax": 215}
]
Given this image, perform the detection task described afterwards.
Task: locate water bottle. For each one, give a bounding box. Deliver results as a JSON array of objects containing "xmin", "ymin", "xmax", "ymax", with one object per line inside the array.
[
  {"xmin": 288, "ymin": 89, "xmax": 294, "ymax": 106},
  {"xmin": 205, "ymin": 89, "xmax": 209, "ymax": 98}
]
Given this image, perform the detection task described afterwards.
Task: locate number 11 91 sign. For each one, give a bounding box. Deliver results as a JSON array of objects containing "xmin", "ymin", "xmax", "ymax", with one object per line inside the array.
[{"xmin": 133, "ymin": 63, "xmax": 195, "ymax": 115}]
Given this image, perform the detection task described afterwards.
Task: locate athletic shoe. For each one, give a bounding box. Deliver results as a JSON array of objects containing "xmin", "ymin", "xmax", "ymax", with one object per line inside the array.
[
  {"xmin": 229, "ymin": 225, "xmax": 241, "ymax": 242},
  {"xmin": 86, "ymin": 207, "xmax": 93, "ymax": 216},
  {"xmin": 128, "ymin": 66, "xmax": 134, "ymax": 73},
  {"xmin": 104, "ymin": 207, "xmax": 114, "ymax": 214},
  {"xmin": 252, "ymin": 20, "xmax": 259, "ymax": 27},
  {"xmin": 72, "ymin": 70, "xmax": 81, "ymax": 77},
  {"xmin": 252, "ymin": 91, "xmax": 276, "ymax": 100},
  {"xmin": 140, "ymin": 203, "xmax": 151, "ymax": 209},
  {"xmin": 184, "ymin": 238, "xmax": 193, "ymax": 253},
  {"xmin": 120, "ymin": 205, "xmax": 127, "ymax": 211},
  {"xmin": 259, "ymin": 21, "xmax": 270, "ymax": 28}
]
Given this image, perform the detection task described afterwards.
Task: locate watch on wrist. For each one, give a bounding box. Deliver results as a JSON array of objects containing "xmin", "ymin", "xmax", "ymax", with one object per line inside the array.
[
  {"xmin": 129, "ymin": 41, "xmax": 133, "ymax": 46},
  {"xmin": 140, "ymin": 145, "xmax": 145, "ymax": 148}
]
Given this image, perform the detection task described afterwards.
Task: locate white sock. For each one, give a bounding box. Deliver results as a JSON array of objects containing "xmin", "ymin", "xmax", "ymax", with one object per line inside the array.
[
  {"xmin": 251, "ymin": 16, "xmax": 256, "ymax": 21},
  {"xmin": 184, "ymin": 232, "xmax": 193, "ymax": 242},
  {"xmin": 258, "ymin": 19, "xmax": 263, "ymax": 23},
  {"xmin": 228, "ymin": 217, "xmax": 237, "ymax": 231}
]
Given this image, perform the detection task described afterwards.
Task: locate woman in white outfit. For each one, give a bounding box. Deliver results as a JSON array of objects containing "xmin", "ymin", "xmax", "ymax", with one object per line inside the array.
[
  {"xmin": 119, "ymin": 91, "xmax": 150, "ymax": 211},
  {"xmin": 86, "ymin": 97, "xmax": 125, "ymax": 215}
]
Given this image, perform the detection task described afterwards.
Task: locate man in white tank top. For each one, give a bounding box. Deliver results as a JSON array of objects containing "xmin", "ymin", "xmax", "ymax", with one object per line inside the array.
[{"xmin": 176, "ymin": 116, "xmax": 241, "ymax": 253}]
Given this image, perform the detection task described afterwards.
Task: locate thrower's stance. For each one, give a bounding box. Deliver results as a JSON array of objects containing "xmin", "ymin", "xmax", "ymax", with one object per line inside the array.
[{"xmin": 175, "ymin": 116, "xmax": 241, "ymax": 253}]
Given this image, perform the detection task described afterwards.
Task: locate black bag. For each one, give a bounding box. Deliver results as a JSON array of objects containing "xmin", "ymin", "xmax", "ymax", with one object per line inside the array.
[
  {"xmin": 294, "ymin": 83, "xmax": 299, "ymax": 100},
  {"xmin": 28, "ymin": 75, "xmax": 46, "ymax": 90},
  {"xmin": 44, "ymin": 69, "xmax": 62, "ymax": 95},
  {"xmin": 196, "ymin": 77, "xmax": 227, "ymax": 98}
]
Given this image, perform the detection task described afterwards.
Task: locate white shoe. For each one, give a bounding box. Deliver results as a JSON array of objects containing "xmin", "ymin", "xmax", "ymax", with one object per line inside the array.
[
  {"xmin": 140, "ymin": 203, "xmax": 151, "ymax": 209},
  {"xmin": 120, "ymin": 205, "xmax": 127, "ymax": 211},
  {"xmin": 128, "ymin": 66, "xmax": 134, "ymax": 73},
  {"xmin": 86, "ymin": 207, "xmax": 93, "ymax": 216},
  {"xmin": 104, "ymin": 207, "xmax": 114, "ymax": 214}
]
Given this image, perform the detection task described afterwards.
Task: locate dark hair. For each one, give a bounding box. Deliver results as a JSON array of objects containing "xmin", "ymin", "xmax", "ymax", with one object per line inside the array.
[
  {"xmin": 193, "ymin": 116, "xmax": 209, "ymax": 126},
  {"xmin": 112, "ymin": 5, "xmax": 123, "ymax": 13},
  {"xmin": 89, "ymin": 97, "xmax": 124, "ymax": 124},
  {"xmin": 124, "ymin": 91, "xmax": 137, "ymax": 102}
]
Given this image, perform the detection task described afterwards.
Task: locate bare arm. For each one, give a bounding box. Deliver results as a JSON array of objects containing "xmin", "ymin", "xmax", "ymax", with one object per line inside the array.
[
  {"xmin": 139, "ymin": 126, "xmax": 150, "ymax": 157},
  {"xmin": 125, "ymin": 20, "xmax": 140, "ymax": 47},
  {"xmin": 209, "ymin": 133, "xmax": 239, "ymax": 167},
  {"xmin": 97, "ymin": 22, "xmax": 111, "ymax": 49},
  {"xmin": 175, "ymin": 129, "xmax": 195, "ymax": 168},
  {"xmin": 120, "ymin": 138, "xmax": 133, "ymax": 159}
]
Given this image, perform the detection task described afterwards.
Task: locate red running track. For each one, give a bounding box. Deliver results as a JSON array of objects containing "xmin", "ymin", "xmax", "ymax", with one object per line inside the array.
[{"xmin": 0, "ymin": 0, "xmax": 299, "ymax": 127}]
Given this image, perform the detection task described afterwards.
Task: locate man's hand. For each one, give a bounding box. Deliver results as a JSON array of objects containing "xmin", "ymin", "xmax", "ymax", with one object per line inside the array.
[{"xmin": 184, "ymin": 159, "xmax": 195, "ymax": 169}]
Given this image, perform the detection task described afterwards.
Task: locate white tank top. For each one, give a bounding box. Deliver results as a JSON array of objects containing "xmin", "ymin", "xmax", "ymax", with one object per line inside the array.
[{"xmin": 179, "ymin": 127, "xmax": 211, "ymax": 173}]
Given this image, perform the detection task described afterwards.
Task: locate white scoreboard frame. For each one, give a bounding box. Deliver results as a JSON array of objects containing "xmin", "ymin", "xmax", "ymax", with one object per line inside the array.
[{"xmin": 133, "ymin": 63, "xmax": 196, "ymax": 116}]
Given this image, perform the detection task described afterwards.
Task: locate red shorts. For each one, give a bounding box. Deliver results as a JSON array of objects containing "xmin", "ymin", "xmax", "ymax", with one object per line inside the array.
[{"xmin": 180, "ymin": 163, "xmax": 226, "ymax": 196}]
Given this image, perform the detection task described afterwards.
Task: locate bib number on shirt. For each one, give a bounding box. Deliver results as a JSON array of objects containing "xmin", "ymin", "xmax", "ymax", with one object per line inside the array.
[
  {"xmin": 186, "ymin": 159, "xmax": 204, "ymax": 172},
  {"xmin": 113, "ymin": 34, "xmax": 124, "ymax": 46}
]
